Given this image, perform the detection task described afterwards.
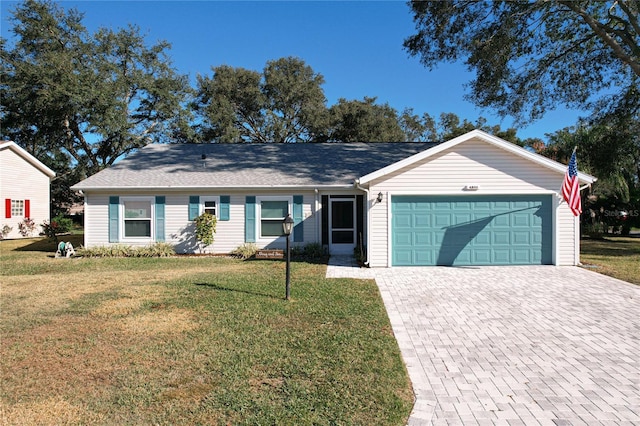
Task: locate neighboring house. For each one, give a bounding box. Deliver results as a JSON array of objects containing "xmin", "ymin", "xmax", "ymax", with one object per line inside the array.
[
  {"xmin": 71, "ymin": 130, "xmax": 596, "ymax": 266},
  {"xmin": 1, "ymin": 141, "xmax": 55, "ymax": 239}
]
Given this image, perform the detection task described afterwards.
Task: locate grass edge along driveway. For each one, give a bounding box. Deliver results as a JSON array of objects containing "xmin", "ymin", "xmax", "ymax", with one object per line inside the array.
[
  {"xmin": 0, "ymin": 237, "xmax": 413, "ymax": 425},
  {"xmin": 580, "ymin": 235, "xmax": 640, "ymax": 285}
]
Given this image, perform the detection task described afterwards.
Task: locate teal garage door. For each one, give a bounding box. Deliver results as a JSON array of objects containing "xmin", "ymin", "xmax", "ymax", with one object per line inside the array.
[{"xmin": 392, "ymin": 195, "xmax": 552, "ymax": 266}]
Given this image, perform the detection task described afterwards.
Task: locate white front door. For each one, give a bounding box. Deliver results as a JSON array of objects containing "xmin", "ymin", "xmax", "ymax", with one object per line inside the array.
[{"xmin": 329, "ymin": 198, "xmax": 356, "ymax": 255}]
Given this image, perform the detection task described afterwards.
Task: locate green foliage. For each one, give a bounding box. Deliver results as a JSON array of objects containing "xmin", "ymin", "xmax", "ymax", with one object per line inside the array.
[
  {"xmin": 194, "ymin": 56, "xmax": 328, "ymax": 143},
  {"xmin": 231, "ymin": 242, "xmax": 259, "ymax": 259},
  {"xmin": 404, "ymin": 1, "xmax": 640, "ymax": 123},
  {"xmin": 194, "ymin": 212, "xmax": 217, "ymax": 247},
  {"xmin": 41, "ymin": 215, "xmax": 74, "ymax": 242},
  {"xmin": 538, "ymin": 116, "xmax": 639, "ymax": 237},
  {"xmin": 80, "ymin": 243, "xmax": 175, "ymax": 258},
  {"xmin": 291, "ymin": 242, "xmax": 327, "ymax": 260},
  {"xmin": 399, "ymin": 109, "xmax": 527, "ymax": 144},
  {"xmin": 1, "ymin": 0, "xmax": 191, "ymax": 213},
  {"xmin": 327, "ymin": 97, "xmax": 405, "ymax": 142}
]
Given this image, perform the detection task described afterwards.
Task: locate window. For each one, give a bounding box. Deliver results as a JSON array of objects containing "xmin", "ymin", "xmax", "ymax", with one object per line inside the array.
[
  {"xmin": 123, "ymin": 198, "xmax": 152, "ymax": 238},
  {"xmin": 11, "ymin": 200, "xmax": 24, "ymax": 217},
  {"xmin": 259, "ymin": 198, "xmax": 290, "ymax": 238},
  {"xmin": 201, "ymin": 197, "xmax": 217, "ymax": 217}
]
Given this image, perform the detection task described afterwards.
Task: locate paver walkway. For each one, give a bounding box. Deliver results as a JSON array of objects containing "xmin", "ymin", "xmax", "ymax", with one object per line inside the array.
[{"xmin": 326, "ymin": 259, "xmax": 640, "ymax": 425}]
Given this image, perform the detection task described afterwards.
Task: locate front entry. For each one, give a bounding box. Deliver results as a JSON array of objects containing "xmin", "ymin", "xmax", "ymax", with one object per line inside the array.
[{"xmin": 329, "ymin": 198, "xmax": 356, "ymax": 255}]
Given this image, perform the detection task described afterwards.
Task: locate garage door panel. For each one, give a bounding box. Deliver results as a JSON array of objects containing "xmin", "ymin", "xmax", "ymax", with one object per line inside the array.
[
  {"xmin": 414, "ymin": 231, "xmax": 431, "ymax": 246},
  {"xmin": 493, "ymin": 214, "xmax": 510, "ymax": 227},
  {"xmin": 472, "ymin": 250, "xmax": 491, "ymax": 263},
  {"xmin": 513, "ymin": 213, "xmax": 532, "ymax": 227},
  {"xmin": 415, "ymin": 250, "xmax": 435, "ymax": 265},
  {"xmin": 394, "ymin": 213, "xmax": 412, "ymax": 228},
  {"xmin": 434, "ymin": 214, "xmax": 451, "ymax": 227},
  {"xmin": 512, "ymin": 231, "xmax": 531, "ymax": 245},
  {"xmin": 392, "ymin": 195, "xmax": 552, "ymax": 266},
  {"xmin": 454, "ymin": 213, "xmax": 472, "ymax": 225},
  {"xmin": 532, "ymin": 232, "xmax": 542, "ymax": 244},
  {"xmin": 492, "ymin": 231, "xmax": 510, "ymax": 245},
  {"xmin": 394, "ymin": 250, "xmax": 413, "ymax": 265},
  {"xmin": 394, "ymin": 231, "xmax": 412, "ymax": 245},
  {"xmin": 474, "ymin": 232, "xmax": 491, "ymax": 245},
  {"xmin": 492, "ymin": 249, "xmax": 510, "ymax": 263},
  {"xmin": 414, "ymin": 213, "xmax": 430, "ymax": 227},
  {"xmin": 512, "ymin": 249, "xmax": 533, "ymax": 263}
]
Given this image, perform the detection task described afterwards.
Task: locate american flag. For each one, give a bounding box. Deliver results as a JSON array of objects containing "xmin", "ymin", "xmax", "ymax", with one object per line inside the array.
[{"xmin": 562, "ymin": 151, "xmax": 581, "ymax": 216}]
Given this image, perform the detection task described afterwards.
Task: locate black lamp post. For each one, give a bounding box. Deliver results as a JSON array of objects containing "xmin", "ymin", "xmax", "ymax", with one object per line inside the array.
[{"xmin": 282, "ymin": 214, "xmax": 294, "ymax": 300}]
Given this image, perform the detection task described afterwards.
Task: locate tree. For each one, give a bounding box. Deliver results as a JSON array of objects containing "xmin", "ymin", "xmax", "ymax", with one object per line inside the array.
[
  {"xmin": 193, "ymin": 57, "xmax": 328, "ymax": 143},
  {"xmin": 1, "ymin": 0, "xmax": 191, "ymax": 209},
  {"xmin": 542, "ymin": 121, "xmax": 640, "ymax": 233},
  {"xmin": 399, "ymin": 110, "xmax": 527, "ymax": 145},
  {"xmin": 328, "ymin": 97, "xmax": 406, "ymax": 142},
  {"xmin": 404, "ymin": 1, "xmax": 639, "ymax": 123}
]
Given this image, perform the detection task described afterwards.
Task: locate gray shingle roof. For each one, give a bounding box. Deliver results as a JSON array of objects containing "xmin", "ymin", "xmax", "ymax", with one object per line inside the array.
[{"xmin": 72, "ymin": 142, "xmax": 437, "ymax": 190}]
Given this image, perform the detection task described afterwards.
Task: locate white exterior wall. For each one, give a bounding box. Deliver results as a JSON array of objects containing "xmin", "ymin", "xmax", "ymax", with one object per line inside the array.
[
  {"xmin": 367, "ymin": 138, "xmax": 578, "ymax": 267},
  {"xmin": 0, "ymin": 147, "xmax": 51, "ymax": 239},
  {"xmin": 83, "ymin": 190, "xmax": 319, "ymax": 253}
]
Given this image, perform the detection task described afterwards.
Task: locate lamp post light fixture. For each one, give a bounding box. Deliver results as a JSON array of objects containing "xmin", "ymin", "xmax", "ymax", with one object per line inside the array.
[{"xmin": 282, "ymin": 214, "xmax": 294, "ymax": 300}]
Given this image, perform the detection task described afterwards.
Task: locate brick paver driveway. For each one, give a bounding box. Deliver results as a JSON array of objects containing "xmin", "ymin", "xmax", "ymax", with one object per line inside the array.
[{"xmin": 328, "ymin": 262, "xmax": 640, "ymax": 425}]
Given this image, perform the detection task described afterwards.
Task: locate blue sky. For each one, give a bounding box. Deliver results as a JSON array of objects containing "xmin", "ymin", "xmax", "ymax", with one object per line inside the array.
[{"xmin": 1, "ymin": 0, "xmax": 589, "ymax": 141}]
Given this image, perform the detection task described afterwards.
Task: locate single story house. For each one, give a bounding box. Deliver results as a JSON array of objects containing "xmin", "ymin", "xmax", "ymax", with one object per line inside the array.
[
  {"xmin": 1, "ymin": 141, "xmax": 55, "ymax": 239},
  {"xmin": 71, "ymin": 130, "xmax": 596, "ymax": 267}
]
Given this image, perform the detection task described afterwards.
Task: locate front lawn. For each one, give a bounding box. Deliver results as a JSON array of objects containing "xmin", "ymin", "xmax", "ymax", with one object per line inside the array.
[
  {"xmin": 581, "ymin": 235, "xmax": 640, "ymax": 285},
  {"xmin": 0, "ymin": 237, "xmax": 413, "ymax": 425}
]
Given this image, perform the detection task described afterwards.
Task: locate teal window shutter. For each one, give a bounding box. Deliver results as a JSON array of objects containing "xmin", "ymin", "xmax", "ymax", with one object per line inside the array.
[
  {"xmin": 155, "ymin": 196, "xmax": 165, "ymax": 242},
  {"xmin": 189, "ymin": 196, "xmax": 199, "ymax": 221},
  {"xmin": 293, "ymin": 195, "xmax": 303, "ymax": 242},
  {"xmin": 245, "ymin": 196, "xmax": 256, "ymax": 243},
  {"xmin": 108, "ymin": 196, "xmax": 119, "ymax": 243},
  {"xmin": 220, "ymin": 196, "xmax": 230, "ymax": 221}
]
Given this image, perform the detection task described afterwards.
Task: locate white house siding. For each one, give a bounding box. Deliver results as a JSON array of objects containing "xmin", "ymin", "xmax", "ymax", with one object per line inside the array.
[
  {"xmin": 83, "ymin": 194, "xmax": 110, "ymax": 248},
  {"xmin": 367, "ymin": 138, "xmax": 576, "ymax": 267},
  {"xmin": 0, "ymin": 147, "xmax": 51, "ymax": 239},
  {"xmin": 556, "ymin": 202, "xmax": 579, "ymax": 265},
  {"xmin": 82, "ymin": 191, "xmax": 319, "ymax": 254}
]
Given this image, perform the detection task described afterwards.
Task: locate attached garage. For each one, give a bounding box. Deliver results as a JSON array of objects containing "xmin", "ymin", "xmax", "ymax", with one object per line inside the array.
[
  {"xmin": 357, "ymin": 130, "xmax": 596, "ymax": 267},
  {"xmin": 391, "ymin": 195, "xmax": 553, "ymax": 266}
]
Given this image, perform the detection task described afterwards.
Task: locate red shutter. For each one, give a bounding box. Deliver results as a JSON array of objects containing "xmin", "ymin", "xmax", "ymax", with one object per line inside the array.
[
  {"xmin": 25, "ymin": 199, "xmax": 30, "ymax": 218},
  {"xmin": 5, "ymin": 199, "xmax": 10, "ymax": 219}
]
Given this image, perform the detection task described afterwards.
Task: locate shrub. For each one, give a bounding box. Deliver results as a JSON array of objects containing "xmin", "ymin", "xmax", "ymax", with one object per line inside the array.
[
  {"xmin": 41, "ymin": 215, "xmax": 74, "ymax": 242},
  {"xmin": 80, "ymin": 243, "xmax": 175, "ymax": 258},
  {"xmin": 0, "ymin": 225, "xmax": 12, "ymax": 240},
  {"xmin": 18, "ymin": 217, "xmax": 36, "ymax": 237},
  {"xmin": 194, "ymin": 212, "xmax": 217, "ymax": 249},
  {"xmin": 231, "ymin": 243, "xmax": 258, "ymax": 260},
  {"xmin": 292, "ymin": 242, "xmax": 327, "ymax": 261}
]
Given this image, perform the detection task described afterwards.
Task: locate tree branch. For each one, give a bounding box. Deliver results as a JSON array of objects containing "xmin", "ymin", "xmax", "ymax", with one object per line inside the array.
[{"xmin": 559, "ymin": 0, "xmax": 640, "ymax": 77}]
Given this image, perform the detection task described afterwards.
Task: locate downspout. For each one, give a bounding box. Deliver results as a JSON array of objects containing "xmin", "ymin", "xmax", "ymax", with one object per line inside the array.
[{"xmin": 354, "ymin": 179, "xmax": 371, "ymax": 267}]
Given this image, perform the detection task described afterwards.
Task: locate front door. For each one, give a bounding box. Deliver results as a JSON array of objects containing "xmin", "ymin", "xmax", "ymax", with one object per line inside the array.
[{"xmin": 329, "ymin": 198, "xmax": 356, "ymax": 255}]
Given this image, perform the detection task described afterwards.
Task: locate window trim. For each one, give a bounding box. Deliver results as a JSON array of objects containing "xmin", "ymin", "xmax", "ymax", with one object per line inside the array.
[
  {"xmin": 11, "ymin": 199, "xmax": 24, "ymax": 217},
  {"xmin": 256, "ymin": 196, "xmax": 292, "ymax": 242},
  {"xmin": 120, "ymin": 196, "xmax": 155, "ymax": 242},
  {"xmin": 200, "ymin": 196, "xmax": 220, "ymax": 218}
]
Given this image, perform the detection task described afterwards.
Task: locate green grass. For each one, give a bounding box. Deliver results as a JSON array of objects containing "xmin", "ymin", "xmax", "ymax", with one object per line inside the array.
[
  {"xmin": 1, "ymin": 237, "xmax": 413, "ymax": 425},
  {"xmin": 581, "ymin": 236, "xmax": 640, "ymax": 285}
]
